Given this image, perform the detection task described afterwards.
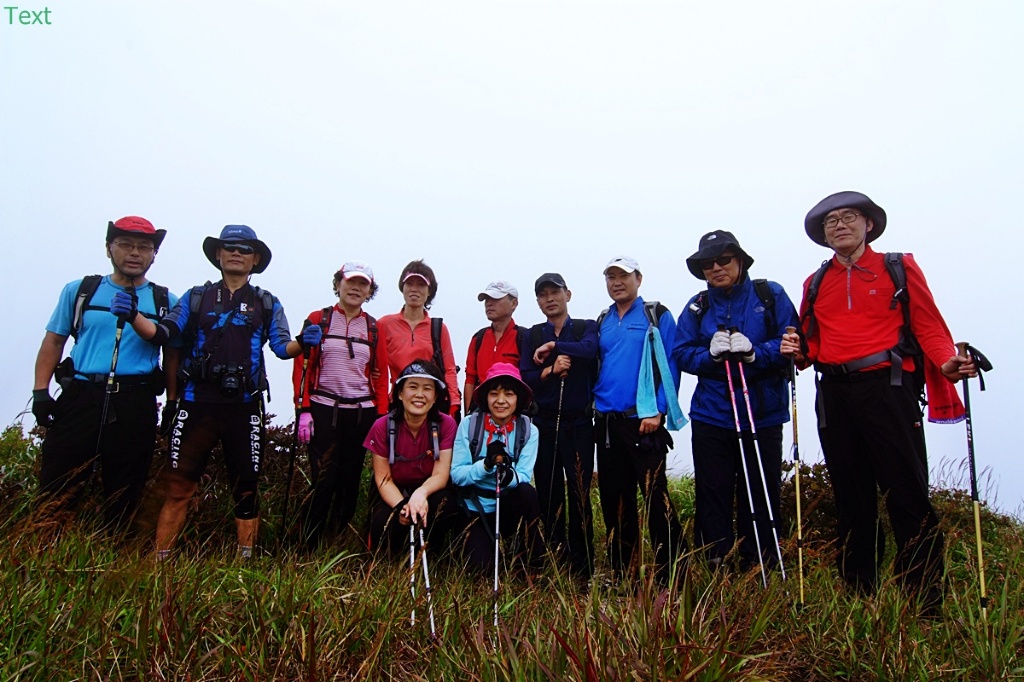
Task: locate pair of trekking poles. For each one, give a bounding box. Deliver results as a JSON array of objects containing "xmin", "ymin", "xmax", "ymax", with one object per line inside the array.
[{"xmin": 718, "ymin": 325, "xmax": 786, "ymax": 590}]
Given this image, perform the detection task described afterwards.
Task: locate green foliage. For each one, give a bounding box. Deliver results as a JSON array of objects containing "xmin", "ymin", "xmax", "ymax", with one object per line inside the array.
[{"xmin": 2, "ymin": 423, "xmax": 1023, "ymax": 680}]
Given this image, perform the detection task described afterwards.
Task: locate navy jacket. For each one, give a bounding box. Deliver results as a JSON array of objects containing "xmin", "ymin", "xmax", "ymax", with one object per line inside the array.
[{"xmin": 519, "ymin": 317, "xmax": 599, "ymax": 427}]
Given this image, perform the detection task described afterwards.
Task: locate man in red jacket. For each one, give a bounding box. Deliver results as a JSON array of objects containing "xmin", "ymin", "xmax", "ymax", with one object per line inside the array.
[{"xmin": 781, "ymin": 191, "xmax": 975, "ymax": 615}]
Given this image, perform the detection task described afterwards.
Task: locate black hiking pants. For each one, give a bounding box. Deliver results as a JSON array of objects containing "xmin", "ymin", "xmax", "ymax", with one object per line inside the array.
[
  {"xmin": 533, "ymin": 416, "xmax": 595, "ymax": 580},
  {"xmin": 302, "ymin": 402, "xmax": 376, "ymax": 546},
  {"xmin": 38, "ymin": 379, "xmax": 157, "ymax": 532},
  {"xmin": 817, "ymin": 369, "xmax": 944, "ymax": 606},
  {"xmin": 595, "ymin": 413, "xmax": 687, "ymax": 586},
  {"xmin": 691, "ymin": 420, "xmax": 782, "ymax": 570}
]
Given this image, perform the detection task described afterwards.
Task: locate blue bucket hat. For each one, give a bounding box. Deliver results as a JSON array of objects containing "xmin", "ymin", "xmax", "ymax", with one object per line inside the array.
[
  {"xmin": 202, "ymin": 224, "xmax": 272, "ymax": 273},
  {"xmin": 804, "ymin": 191, "xmax": 887, "ymax": 247}
]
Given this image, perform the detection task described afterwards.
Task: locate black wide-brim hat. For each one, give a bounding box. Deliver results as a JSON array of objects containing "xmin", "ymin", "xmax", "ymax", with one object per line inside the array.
[
  {"xmin": 202, "ymin": 224, "xmax": 272, "ymax": 274},
  {"xmin": 804, "ymin": 191, "xmax": 887, "ymax": 247},
  {"xmin": 685, "ymin": 230, "xmax": 755, "ymax": 280}
]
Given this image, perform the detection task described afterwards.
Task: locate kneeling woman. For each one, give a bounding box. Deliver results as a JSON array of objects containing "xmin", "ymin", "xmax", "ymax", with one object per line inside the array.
[
  {"xmin": 365, "ymin": 360, "xmax": 461, "ymax": 554},
  {"xmin": 450, "ymin": 363, "xmax": 543, "ymax": 572}
]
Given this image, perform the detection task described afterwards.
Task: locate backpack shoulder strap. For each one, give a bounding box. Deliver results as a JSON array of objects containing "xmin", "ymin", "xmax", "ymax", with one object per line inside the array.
[
  {"xmin": 529, "ymin": 322, "xmax": 546, "ymax": 350},
  {"xmin": 431, "ymin": 317, "xmax": 445, "ymax": 371},
  {"xmin": 643, "ymin": 301, "xmax": 668, "ymax": 328},
  {"xmin": 320, "ymin": 306, "xmax": 333, "ymax": 329},
  {"xmin": 151, "ymin": 283, "xmax": 170, "ymax": 321},
  {"xmin": 884, "ymin": 252, "xmax": 909, "ymax": 314},
  {"xmin": 472, "ymin": 327, "xmax": 488, "ymax": 356},
  {"xmin": 687, "ymin": 290, "xmax": 710, "ymax": 325},
  {"xmin": 752, "ymin": 278, "xmax": 776, "ymax": 330},
  {"xmin": 70, "ymin": 274, "xmax": 104, "ymax": 340},
  {"xmin": 800, "ymin": 260, "xmax": 831, "ymax": 340},
  {"xmin": 468, "ymin": 410, "xmax": 486, "ymax": 461},
  {"xmin": 387, "ymin": 412, "xmax": 398, "ymax": 465},
  {"xmin": 513, "ymin": 414, "xmax": 530, "ymax": 459},
  {"xmin": 430, "ymin": 419, "xmax": 441, "ymax": 461}
]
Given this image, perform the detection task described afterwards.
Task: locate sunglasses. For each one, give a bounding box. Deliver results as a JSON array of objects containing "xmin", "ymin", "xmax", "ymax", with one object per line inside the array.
[
  {"xmin": 700, "ymin": 254, "xmax": 735, "ymax": 270},
  {"xmin": 222, "ymin": 243, "xmax": 256, "ymax": 255}
]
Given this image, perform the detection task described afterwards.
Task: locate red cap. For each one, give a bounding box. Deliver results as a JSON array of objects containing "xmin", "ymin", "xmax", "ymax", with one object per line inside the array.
[{"xmin": 107, "ymin": 216, "xmax": 167, "ymax": 249}]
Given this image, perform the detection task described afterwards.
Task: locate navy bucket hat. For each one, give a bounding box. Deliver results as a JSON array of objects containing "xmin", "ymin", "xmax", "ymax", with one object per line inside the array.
[
  {"xmin": 804, "ymin": 191, "xmax": 887, "ymax": 247},
  {"xmin": 202, "ymin": 225, "xmax": 272, "ymax": 274},
  {"xmin": 685, "ymin": 230, "xmax": 754, "ymax": 280}
]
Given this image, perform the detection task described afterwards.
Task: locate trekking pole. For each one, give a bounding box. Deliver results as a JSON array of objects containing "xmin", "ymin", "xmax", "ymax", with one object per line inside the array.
[
  {"xmin": 419, "ymin": 527, "xmax": 438, "ymax": 640},
  {"xmin": 493, "ymin": 460, "xmax": 505, "ymax": 627},
  {"xmin": 280, "ymin": 329, "xmax": 312, "ymax": 549},
  {"xmin": 730, "ymin": 331, "xmax": 786, "ymax": 580},
  {"xmin": 94, "ymin": 284, "xmax": 134, "ymax": 471},
  {"xmin": 955, "ymin": 342, "xmax": 994, "ymax": 625},
  {"xmin": 785, "ymin": 326, "xmax": 806, "ymax": 609},
  {"xmin": 546, "ymin": 376, "xmax": 566, "ymax": 534},
  {"xmin": 719, "ymin": 326, "xmax": 768, "ymax": 588},
  {"xmin": 409, "ymin": 523, "xmax": 417, "ymax": 626}
]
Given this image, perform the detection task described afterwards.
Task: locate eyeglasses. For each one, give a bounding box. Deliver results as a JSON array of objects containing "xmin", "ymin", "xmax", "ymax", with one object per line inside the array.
[
  {"xmin": 112, "ymin": 240, "xmax": 155, "ymax": 255},
  {"xmin": 823, "ymin": 211, "xmax": 862, "ymax": 229},
  {"xmin": 700, "ymin": 254, "xmax": 735, "ymax": 271},
  {"xmin": 222, "ymin": 243, "xmax": 256, "ymax": 255}
]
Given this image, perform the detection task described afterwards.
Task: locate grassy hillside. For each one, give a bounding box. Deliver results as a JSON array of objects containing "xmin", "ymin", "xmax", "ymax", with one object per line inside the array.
[{"xmin": 1, "ymin": 423, "xmax": 1021, "ymax": 680}]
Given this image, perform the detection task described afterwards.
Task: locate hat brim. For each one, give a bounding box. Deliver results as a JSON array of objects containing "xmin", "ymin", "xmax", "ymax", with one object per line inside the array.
[
  {"xmin": 804, "ymin": 191, "xmax": 887, "ymax": 247},
  {"xmin": 474, "ymin": 374, "xmax": 534, "ymax": 413},
  {"xmin": 107, "ymin": 222, "xmax": 167, "ymax": 250},
  {"xmin": 203, "ymin": 236, "xmax": 272, "ymax": 274},
  {"xmin": 685, "ymin": 245, "xmax": 754, "ymax": 280}
]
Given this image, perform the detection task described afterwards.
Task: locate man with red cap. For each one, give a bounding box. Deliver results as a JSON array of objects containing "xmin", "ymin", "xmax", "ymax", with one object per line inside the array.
[
  {"xmin": 781, "ymin": 191, "xmax": 976, "ymax": 615},
  {"xmin": 31, "ymin": 216, "xmax": 179, "ymax": 533}
]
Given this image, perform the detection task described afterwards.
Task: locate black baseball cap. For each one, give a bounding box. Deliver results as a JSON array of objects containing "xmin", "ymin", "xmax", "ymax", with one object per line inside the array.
[{"xmin": 534, "ymin": 272, "xmax": 567, "ymax": 294}]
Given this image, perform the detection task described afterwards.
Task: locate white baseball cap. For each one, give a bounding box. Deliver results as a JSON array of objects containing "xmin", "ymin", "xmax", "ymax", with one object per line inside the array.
[
  {"xmin": 603, "ymin": 256, "xmax": 640, "ymax": 274},
  {"xmin": 477, "ymin": 281, "xmax": 519, "ymax": 301}
]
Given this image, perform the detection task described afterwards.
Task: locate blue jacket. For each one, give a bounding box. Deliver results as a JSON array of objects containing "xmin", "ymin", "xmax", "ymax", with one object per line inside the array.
[
  {"xmin": 672, "ymin": 277, "xmax": 798, "ymax": 431},
  {"xmin": 450, "ymin": 413, "xmax": 538, "ymax": 515},
  {"xmin": 593, "ymin": 297, "xmax": 678, "ymax": 416}
]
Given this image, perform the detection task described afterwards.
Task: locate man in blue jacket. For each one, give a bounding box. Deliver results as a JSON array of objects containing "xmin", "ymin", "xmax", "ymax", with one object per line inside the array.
[
  {"xmin": 32, "ymin": 216, "xmax": 178, "ymax": 534},
  {"xmin": 520, "ymin": 272, "xmax": 599, "ymax": 583},
  {"xmin": 673, "ymin": 231, "xmax": 798, "ymax": 573},
  {"xmin": 113, "ymin": 225, "xmax": 321, "ymax": 558},
  {"xmin": 594, "ymin": 256, "xmax": 687, "ymax": 586}
]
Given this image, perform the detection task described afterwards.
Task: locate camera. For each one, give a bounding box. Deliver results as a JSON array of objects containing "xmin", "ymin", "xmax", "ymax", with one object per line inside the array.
[{"xmin": 211, "ymin": 363, "xmax": 245, "ymax": 398}]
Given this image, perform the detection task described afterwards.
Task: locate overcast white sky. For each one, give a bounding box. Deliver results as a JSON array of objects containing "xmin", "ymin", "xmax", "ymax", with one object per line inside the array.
[{"xmin": 2, "ymin": 1, "xmax": 1021, "ymax": 517}]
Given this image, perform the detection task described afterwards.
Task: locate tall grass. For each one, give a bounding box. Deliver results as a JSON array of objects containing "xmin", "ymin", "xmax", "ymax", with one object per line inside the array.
[{"xmin": 1, "ymin": 423, "xmax": 1022, "ymax": 680}]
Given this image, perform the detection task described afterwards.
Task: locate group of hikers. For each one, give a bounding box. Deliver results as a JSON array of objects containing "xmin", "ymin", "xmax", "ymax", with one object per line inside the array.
[{"xmin": 31, "ymin": 190, "xmax": 979, "ymax": 616}]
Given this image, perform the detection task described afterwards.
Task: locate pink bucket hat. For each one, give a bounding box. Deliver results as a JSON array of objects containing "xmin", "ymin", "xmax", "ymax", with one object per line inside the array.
[{"xmin": 474, "ymin": 362, "xmax": 533, "ymax": 413}]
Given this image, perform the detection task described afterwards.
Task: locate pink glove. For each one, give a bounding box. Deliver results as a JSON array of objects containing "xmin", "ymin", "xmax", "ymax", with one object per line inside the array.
[{"xmin": 298, "ymin": 412, "xmax": 313, "ymax": 444}]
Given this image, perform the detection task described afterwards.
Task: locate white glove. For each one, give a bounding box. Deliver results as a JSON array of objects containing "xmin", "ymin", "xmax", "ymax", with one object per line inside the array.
[
  {"xmin": 730, "ymin": 331, "xmax": 755, "ymax": 363},
  {"xmin": 709, "ymin": 330, "xmax": 731, "ymax": 362}
]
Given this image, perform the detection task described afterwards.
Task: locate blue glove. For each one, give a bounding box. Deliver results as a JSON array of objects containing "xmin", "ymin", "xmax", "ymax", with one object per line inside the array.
[
  {"xmin": 110, "ymin": 290, "xmax": 138, "ymax": 323},
  {"xmin": 299, "ymin": 323, "xmax": 323, "ymax": 348}
]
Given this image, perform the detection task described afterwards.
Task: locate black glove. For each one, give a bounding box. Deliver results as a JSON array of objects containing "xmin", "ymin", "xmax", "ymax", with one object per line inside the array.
[
  {"xmin": 159, "ymin": 399, "xmax": 179, "ymax": 437},
  {"xmin": 32, "ymin": 389, "xmax": 55, "ymax": 427},
  {"xmin": 483, "ymin": 439, "xmax": 508, "ymax": 471}
]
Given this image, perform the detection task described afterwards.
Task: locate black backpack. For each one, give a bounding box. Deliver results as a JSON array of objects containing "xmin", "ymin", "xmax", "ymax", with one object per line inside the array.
[
  {"xmin": 70, "ymin": 274, "xmax": 170, "ymax": 340},
  {"xmin": 183, "ymin": 282, "xmax": 277, "ymax": 398},
  {"xmin": 687, "ymin": 278, "xmax": 776, "ymax": 331},
  {"xmin": 429, "ymin": 317, "xmax": 455, "ymax": 416}
]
